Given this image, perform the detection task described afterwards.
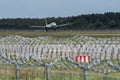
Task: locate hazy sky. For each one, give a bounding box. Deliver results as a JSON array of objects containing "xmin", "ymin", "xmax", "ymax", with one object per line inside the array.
[{"xmin": 0, "ymin": 0, "xmax": 120, "ymax": 18}]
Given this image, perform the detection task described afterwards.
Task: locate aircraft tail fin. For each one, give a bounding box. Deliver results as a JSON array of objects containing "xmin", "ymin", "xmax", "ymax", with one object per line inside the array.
[{"xmin": 45, "ymin": 19, "xmax": 48, "ymax": 25}]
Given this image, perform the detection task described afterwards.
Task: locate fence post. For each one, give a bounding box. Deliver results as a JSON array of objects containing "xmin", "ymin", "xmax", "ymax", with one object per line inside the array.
[
  {"xmin": 84, "ymin": 69, "xmax": 87, "ymax": 80},
  {"xmin": 46, "ymin": 66, "xmax": 50, "ymax": 80},
  {"xmin": 16, "ymin": 64, "xmax": 19, "ymax": 80}
]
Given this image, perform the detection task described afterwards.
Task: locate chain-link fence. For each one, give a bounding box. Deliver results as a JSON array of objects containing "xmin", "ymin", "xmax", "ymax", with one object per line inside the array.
[{"xmin": 0, "ymin": 35, "xmax": 120, "ymax": 80}]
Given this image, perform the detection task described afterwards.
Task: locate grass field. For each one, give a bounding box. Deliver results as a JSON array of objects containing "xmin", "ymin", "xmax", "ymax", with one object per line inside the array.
[
  {"xmin": 0, "ymin": 64, "xmax": 120, "ymax": 80},
  {"xmin": 0, "ymin": 30, "xmax": 120, "ymax": 37}
]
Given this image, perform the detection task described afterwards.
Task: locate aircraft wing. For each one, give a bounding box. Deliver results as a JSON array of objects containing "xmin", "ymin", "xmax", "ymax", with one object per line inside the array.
[
  {"xmin": 57, "ymin": 23, "xmax": 70, "ymax": 27},
  {"xmin": 30, "ymin": 26, "xmax": 45, "ymax": 28}
]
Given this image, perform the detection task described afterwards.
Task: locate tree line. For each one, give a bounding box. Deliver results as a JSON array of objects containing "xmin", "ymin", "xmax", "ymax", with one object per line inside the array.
[{"xmin": 0, "ymin": 12, "xmax": 120, "ymax": 30}]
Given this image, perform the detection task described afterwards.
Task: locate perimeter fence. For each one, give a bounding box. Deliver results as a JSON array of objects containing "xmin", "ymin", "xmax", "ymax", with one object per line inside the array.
[{"xmin": 0, "ymin": 35, "xmax": 120, "ymax": 80}]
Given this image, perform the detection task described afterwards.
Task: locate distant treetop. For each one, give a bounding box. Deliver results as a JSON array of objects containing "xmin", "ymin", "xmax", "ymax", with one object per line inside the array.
[{"xmin": 0, "ymin": 12, "xmax": 120, "ymax": 30}]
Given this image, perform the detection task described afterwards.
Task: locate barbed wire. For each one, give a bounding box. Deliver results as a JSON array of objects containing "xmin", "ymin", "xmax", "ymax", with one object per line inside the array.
[{"xmin": 0, "ymin": 35, "xmax": 120, "ymax": 80}]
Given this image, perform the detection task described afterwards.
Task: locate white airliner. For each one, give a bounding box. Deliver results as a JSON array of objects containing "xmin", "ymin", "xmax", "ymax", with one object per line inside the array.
[{"xmin": 30, "ymin": 19, "xmax": 70, "ymax": 31}]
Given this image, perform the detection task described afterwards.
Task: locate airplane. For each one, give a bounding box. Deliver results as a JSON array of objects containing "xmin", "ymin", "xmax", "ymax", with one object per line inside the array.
[{"xmin": 30, "ymin": 19, "xmax": 71, "ymax": 31}]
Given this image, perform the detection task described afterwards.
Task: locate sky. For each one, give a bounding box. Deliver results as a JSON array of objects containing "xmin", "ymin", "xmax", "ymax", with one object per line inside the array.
[{"xmin": 0, "ymin": 0, "xmax": 120, "ymax": 18}]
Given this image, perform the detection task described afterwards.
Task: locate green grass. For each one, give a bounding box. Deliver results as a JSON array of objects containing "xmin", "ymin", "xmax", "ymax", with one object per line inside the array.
[
  {"xmin": 0, "ymin": 30, "xmax": 120, "ymax": 38},
  {"xmin": 0, "ymin": 64, "xmax": 120, "ymax": 80}
]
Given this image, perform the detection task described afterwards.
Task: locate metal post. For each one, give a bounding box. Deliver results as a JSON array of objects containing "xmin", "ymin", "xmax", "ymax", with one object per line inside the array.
[
  {"xmin": 84, "ymin": 69, "xmax": 87, "ymax": 80},
  {"xmin": 46, "ymin": 66, "xmax": 50, "ymax": 80},
  {"xmin": 16, "ymin": 64, "xmax": 19, "ymax": 80}
]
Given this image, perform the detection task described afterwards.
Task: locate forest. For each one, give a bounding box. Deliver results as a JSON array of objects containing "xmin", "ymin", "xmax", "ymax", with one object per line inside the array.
[{"xmin": 0, "ymin": 12, "xmax": 120, "ymax": 30}]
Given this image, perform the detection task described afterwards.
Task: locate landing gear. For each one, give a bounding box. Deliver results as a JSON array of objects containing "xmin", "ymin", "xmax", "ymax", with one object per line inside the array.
[
  {"xmin": 45, "ymin": 27, "xmax": 48, "ymax": 32},
  {"xmin": 44, "ymin": 27, "xmax": 56, "ymax": 31},
  {"xmin": 53, "ymin": 27, "xmax": 56, "ymax": 31}
]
